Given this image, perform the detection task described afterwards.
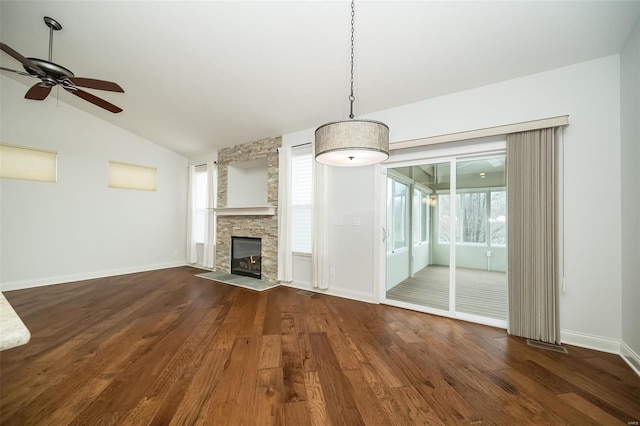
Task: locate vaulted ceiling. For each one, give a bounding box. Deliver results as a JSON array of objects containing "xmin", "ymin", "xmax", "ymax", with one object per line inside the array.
[{"xmin": 1, "ymin": 1, "xmax": 639, "ymax": 158}]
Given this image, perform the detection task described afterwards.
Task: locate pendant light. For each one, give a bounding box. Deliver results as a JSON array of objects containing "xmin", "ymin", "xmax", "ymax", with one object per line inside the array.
[{"xmin": 314, "ymin": 0, "xmax": 389, "ymax": 167}]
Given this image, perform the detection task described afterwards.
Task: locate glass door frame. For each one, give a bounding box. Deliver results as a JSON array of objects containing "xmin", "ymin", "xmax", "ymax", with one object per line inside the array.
[{"xmin": 377, "ymin": 140, "xmax": 508, "ymax": 329}]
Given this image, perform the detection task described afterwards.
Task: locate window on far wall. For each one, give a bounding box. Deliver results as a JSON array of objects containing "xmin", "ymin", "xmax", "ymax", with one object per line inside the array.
[
  {"xmin": 438, "ymin": 188, "xmax": 506, "ymax": 246},
  {"xmin": 387, "ymin": 176, "xmax": 409, "ymax": 252},
  {"xmin": 458, "ymin": 192, "xmax": 487, "ymax": 244},
  {"xmin": 490, "ymin": 190, "xmax": 506, "ymax": 245},
  {"xmin": 413, "ymin": 187, "xmax": 429, "ymax": 244},
  {"xmin": 291, "ymin": 146, "xmax": 312, "ymax": 253},
  {"xmin": 194, "ymin": 165, "xmax": 208, "ymax": 244}
]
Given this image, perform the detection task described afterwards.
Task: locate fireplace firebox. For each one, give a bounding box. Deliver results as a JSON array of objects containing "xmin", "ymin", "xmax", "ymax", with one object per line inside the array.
[{"xmin": 231, "ymin": 236, "xmax": 262, "ymax": 279}]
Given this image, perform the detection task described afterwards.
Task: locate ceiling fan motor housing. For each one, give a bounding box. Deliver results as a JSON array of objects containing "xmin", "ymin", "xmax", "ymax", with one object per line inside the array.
[{"xmin": 24, "ymin": 58, "xmax": 74, "ymax": 80}]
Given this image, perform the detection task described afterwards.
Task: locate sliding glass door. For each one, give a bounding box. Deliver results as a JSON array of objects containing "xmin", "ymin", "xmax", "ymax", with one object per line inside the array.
[
  {"xmin": 384, "ymin": 154, "xmax": 507, "ymax": 327},
  {"xmin": 454, "ymin": 158, "xmax": 507, "ymax": 322},
  {"xmin": 385, "ymin": 163, "xmax": 451, "ymax": 312}
]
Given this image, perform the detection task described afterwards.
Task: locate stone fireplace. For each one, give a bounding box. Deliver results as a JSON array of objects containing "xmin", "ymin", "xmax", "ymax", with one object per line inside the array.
[{"xmin": 215, "ymin": 137, "xmax": 280, "ymax": 283}]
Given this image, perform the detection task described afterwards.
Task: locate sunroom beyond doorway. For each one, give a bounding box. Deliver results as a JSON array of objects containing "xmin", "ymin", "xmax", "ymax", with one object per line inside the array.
[{"xmin": 384, "ymin": 152, "xmax": 508, "ymax": 328}]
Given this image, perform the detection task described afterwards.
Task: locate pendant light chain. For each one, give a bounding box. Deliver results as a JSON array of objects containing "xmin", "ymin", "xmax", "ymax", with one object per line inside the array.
[
  {"xmin": 314, "ymin": 0, "xmax": 389, "ymax": 167},
  {"xmin": 349, "ymin": 0, "xmax": 355, "ymax": 119}
]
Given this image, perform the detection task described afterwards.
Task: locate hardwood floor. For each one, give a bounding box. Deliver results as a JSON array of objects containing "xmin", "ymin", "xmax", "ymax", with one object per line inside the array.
[{"xmin": 1, "ymin": 266, "xmax": 638, "ymax": 425}]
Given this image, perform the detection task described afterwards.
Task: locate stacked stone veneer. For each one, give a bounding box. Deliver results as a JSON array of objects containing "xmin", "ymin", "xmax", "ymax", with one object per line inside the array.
[{"xmin": 216, "ymin": 137, "xmax": 281, "ymax": 283}]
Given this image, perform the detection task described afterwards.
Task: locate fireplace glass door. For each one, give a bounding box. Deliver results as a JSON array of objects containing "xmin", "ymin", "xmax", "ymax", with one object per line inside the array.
[{"xmin": 231, "ymin": 237, "xmax": 262, "ymax": 279}]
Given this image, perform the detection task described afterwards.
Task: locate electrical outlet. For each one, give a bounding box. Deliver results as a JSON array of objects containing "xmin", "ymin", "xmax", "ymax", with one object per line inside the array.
[
  {"xmin": 352, "ymin": 217, "xmax": 361, "ymax": 226},
  {"xmin": 330, "ymin": 267, "xmax": 335, "ymax": 276}
]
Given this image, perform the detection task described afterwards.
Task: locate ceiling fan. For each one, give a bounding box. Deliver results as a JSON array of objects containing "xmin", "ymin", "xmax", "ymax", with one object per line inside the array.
[{"xmin": 0, "ymin": 16, "xmax": 124, "ymax": 113}]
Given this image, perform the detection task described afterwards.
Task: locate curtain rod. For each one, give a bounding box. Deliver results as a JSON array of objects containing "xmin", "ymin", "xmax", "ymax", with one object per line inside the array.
[
  {"xmin": 390, "ymin": 115, "xmax": 569, "ymax": 151},
  {"xmin": 190, "ymin": 161, "xmax": 217, "ymax": 168},
  {"xmin": 291, "ymin": 142, "xmax": 312, "ymax": 148}
]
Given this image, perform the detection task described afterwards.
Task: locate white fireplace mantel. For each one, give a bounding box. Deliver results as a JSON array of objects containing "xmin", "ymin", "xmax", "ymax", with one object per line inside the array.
[{"xmin": 213, "ymin": 206, "xmax": 276, "ymax": 216}]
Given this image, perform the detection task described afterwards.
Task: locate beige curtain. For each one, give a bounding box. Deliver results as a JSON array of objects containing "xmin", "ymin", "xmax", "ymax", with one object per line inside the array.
[{"xmin": 507, "ymin": 128, "xmax": 560, "ymax": 344}]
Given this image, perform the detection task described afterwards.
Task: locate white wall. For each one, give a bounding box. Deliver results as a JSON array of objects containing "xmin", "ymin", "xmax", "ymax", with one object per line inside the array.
[
  {"xmin": 432, "ymin": 244, "xmax": 507, "ymax": 272},
  {"xmin": 386, "ymin": 248, "xmax": 409, "ymax": 290},
  {"xmin": 0, "ymin": 76, "xmax": 188, "ymax": 290},
  {"xmin": 620, "ymin": 17, "xmax": 640, "ymax": 365},
  {"xmin": 227, "ymin": 158, "xmax": 268, "ymax": 207},
  {"xmin": 326, "ymin": 166, "xmax": 379, "ymax": 301},
  {"xmin": 412, "ymin": 242, "xmax": 429, "ymax": 275},
  {"xmin": 283, "ymin": 54, "xmax": 624, "ymax": 349}
]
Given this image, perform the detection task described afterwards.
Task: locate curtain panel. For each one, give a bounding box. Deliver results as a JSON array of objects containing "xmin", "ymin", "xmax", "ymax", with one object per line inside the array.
[
  {"xmin": 277, "ymin": 146, "xmax": 294, "ymax": 282},
  {"xmin": 202, "ymin": 162, "xmax": 216, "ymax": 269},
  {"xmin": 507, "ymin": 128, "xmax": 560, "ymax": 344},
  {"xmin": 312, "ymin": 152, "xmax": 330, "ymax": 289},
  {"xmin": 186, "ymin": 165, "xmax": 198, "ymax": 264}
]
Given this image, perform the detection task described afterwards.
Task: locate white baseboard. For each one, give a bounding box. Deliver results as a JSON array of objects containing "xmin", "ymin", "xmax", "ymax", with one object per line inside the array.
[
  {"xmin": 0, "ymin": 261, "xmax": 187, "ymax": 292},
  {"xmin": 327, "ymin": 286, "xmax": 376, "ymax": 303},
  {"xmin": 620, "ymin": 342, "xmax": 640, "ymax": 377},
  {"xmin": 187, "ymin": 264, "xmax": 214, "ymax": 272},
  {"xmin": 282, "ymin": 281, "xmax": 376, "ymax": 304},
  {"xmin": 560, "ymin": 329, "xmax": 620, "ymax": 354}
]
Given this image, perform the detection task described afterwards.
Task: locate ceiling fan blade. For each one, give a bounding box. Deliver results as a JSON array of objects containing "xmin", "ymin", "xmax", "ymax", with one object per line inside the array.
[
  {"xmin": 65, "ymin": 87, "xmax": 123, "ymax": 113},
  {"xmin": 25, "ymin": 84, "xmax": 52, "ymax": 100},
  {"xmin": 0, "ymin": 66, "xmax": 37, "ymax": 77},
  {"xmin": 67, "ymin": 77, "xmax": 124, "ymax": 93},
  {"xmin": 0, "ymin": 43, "xmax": 44, "ymax": 76}
]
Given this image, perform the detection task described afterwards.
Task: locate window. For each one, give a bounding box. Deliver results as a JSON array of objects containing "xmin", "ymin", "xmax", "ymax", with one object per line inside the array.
[
  {"xmin": 387, "ymin": 176, "xmax": 409, "ymax": 251},
  {"xmin": 490, "ymin": 190, "xmax": 506, "ymax": 245},
  {"xmin": 109, "ymin": 161, "xmax": 157, "ymax": 191},
  {"xmin": 291, "ymin": 146, "xmax": 312, "ymax": 253},
  {"xmin": 438, "ymin": 194, "xmax": 451, "ymax": 243},
  {"xmin": 194, "ymin": 165, "xmax": 208, "ymax": 243},
  {"xmin": 438, "ymin": 188, "xmax": 505, "ymax": 246},
  {"xmin": 413, "ymin": 188, "xmax": 429, "ymax": 244},
  {"xmin": 0, "ymin": 143, "xmax": 57, "ymax": 183},
  {"xmin": 458, "ymin": 192, "xmax": 487, "ymax": 244}
]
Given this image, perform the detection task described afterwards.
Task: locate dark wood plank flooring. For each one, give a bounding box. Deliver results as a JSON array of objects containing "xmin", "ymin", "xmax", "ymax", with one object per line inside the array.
[{"xmin": 1, "ymin": 266, "xmax": 638, "ymax": 425}]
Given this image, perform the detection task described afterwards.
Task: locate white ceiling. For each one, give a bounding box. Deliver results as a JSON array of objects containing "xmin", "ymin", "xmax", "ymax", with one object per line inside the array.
[{"xmin": 1, "ymin": 1, "xmax": 639, "ymax": 158}]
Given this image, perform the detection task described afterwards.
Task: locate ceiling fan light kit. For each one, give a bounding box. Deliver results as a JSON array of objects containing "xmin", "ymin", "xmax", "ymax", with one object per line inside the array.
[
  {"xmin": 0, "ymin": 16, "xmax": 124, "ymax": 113},
  {"xmin": 314, "ymin": 0, "xmax": 389, "ymax": 167}
]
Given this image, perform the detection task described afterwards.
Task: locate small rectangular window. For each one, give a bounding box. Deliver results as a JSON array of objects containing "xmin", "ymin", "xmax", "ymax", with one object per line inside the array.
[
  {"xmin": 109, "ymin": 161, "xmax": 157, "ymax": 191},
  {"xmin": 0, "ymin": 143, "xmax": 57, "ymax": 183}
]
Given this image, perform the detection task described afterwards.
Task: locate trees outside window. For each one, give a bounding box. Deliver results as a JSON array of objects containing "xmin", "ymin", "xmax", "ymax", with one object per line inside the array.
[{"xmin": 438, "ymin": 189, "xmax": 505, "ymax": 246}]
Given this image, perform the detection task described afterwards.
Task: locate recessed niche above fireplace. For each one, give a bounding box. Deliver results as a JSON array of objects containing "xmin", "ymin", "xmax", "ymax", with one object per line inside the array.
[{"xmin": 227, "ymin": 158, "xmax": 268, "ymax": 207}]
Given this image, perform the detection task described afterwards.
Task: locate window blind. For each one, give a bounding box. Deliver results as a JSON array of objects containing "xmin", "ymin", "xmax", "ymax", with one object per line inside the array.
[
  {"xmin": 291, "ymin": 147, "xmax": 312, "ymax": 253},
  {"xmin": 0, "ymin": 144, "xmax": 57, "ymax": 183},
  {"xmin": 109, "ymin": 161, "xmax": 157, "ymax": 191}
]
